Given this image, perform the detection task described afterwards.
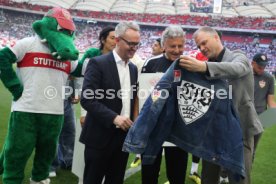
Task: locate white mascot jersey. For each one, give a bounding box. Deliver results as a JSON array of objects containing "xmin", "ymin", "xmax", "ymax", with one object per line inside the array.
[{"xmin": 9, "ymin": 36, "xmax": 78, "ymax": 115}]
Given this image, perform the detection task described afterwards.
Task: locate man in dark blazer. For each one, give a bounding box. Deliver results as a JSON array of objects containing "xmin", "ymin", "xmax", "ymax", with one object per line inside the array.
[
  {"xmin": 80, "ymin": 21, "xmax": 140, "ymax": 184},
  {"xmin": 179, "ymin": 26, "xmax": 263, "ymax": 184}
]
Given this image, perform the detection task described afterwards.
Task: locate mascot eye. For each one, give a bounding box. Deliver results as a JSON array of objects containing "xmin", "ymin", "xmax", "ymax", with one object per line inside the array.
[
  {"xmin": 58, "ymin": 28, "xmax": 74, "ymax": 36},
  {"xmin": 57, "ymin": 25, "xmax": 74, "ymax": 36}
]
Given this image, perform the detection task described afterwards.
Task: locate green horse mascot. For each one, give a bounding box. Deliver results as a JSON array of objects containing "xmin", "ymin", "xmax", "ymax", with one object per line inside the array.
[{"xmin": 0, "ymin": 7, "xmax": 83, "ymax": 184}]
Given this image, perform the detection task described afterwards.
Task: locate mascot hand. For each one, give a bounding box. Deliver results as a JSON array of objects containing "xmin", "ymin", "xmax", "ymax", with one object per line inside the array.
[
  {"xmin": 9, "ymin": 84, "xmax": 23, "ymax": 101},
  {"xmin": 80, "ymin": 48, "xmax": 101, "ymax": 63},
  {"xmin": 72, "ymin": 48, "xmax": 101, "ymax": 77},
  {"xmin": 84, "ymin": 48, "xmax": 100, "ymax": 59}
]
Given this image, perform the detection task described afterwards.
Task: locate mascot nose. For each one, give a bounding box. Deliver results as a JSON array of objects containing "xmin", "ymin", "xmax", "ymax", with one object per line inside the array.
[
  {"xmin": 63, "ymin": 48, "xmax": 79, "ymax": 59},
  {"xmin": 74, "ymin": 50, "xmax": 79, "ymax": 58}
]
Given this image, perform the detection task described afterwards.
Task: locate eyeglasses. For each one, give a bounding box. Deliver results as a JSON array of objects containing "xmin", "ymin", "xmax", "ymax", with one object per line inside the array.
[{"xmin": 119, "ymin": 37, "xmax": 141, "ymax": 48}]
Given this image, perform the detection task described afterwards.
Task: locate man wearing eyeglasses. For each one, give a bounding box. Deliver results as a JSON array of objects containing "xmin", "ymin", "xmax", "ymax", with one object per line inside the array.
[
  {"xmin": 141, "ymin": 25, "xmax": 188, "ymax": 184},
  {"xmin": 80, "ymin": 21, "xmax": 140, "ymax": 184}
]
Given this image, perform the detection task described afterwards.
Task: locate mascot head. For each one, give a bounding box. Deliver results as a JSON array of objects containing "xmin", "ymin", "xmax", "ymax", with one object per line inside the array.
[{"xmin": 32, "ymin": 7, "xmax": 79, "ymax": 61}]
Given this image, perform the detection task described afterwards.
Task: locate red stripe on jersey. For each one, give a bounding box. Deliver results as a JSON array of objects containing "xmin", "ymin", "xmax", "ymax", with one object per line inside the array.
[{"xmin": 17, "ymin": 53, "xmax": 71, "ymax": 74}]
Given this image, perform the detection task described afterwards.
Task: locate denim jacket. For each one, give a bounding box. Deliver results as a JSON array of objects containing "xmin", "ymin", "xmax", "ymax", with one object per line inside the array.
[{"xmin": 123, "ymin": 60, "xmax": 245, "ymax": 178}]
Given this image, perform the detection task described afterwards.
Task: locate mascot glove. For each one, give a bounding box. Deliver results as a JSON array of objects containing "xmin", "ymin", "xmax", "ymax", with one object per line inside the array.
[
  {"xmin": 9, "ymin": 84, "xmax": 23, "ymax": 101},
  {"xmin": 85, "ymin": 48, "xmax": 101, "ymax": 59}
]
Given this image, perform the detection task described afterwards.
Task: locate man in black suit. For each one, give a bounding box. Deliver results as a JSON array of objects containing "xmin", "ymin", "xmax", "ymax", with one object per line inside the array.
[{"xmin": 80, "ymin": 21, "xmax": 140, "ymax": 184}]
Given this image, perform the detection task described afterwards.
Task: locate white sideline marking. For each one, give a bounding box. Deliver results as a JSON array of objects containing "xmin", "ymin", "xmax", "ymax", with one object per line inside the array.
[{"xmin": 124, "ymin": 166, "xmax": 141, "ymax": 180}]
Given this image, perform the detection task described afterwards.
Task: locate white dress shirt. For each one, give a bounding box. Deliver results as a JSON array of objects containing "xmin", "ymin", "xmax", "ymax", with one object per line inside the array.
[{"xmin": 113, "ymin": 50, "xmax": 131, "ymax": 118}]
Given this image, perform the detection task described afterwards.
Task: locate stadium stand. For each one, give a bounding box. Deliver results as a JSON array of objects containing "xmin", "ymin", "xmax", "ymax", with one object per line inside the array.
[{"xmin": 0, "ymin": 1, "xmax": 275, "ymax": 73}]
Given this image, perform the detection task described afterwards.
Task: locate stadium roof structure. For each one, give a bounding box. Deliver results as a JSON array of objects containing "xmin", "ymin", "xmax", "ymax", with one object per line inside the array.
[{"xmin": 11, "ymin": 0, "xmax": 276, "ymax": 18}]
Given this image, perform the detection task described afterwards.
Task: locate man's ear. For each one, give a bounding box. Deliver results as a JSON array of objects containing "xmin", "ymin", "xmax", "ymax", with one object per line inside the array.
[
  {"xmin": 115, "ymin": 37, "xmax": 120, "ymax": 44},
  {"xmin": 214, "ymin": 34, "xmax": 218, "ymax": 39},
  {"xmin": 101, "ymin": 38, "xmax": 105, "ymax": 45},
  {"xmin": 214, "ymin": 34, "xmax": 221, "ymax": 42},
  {"xmin": 32, "ymin": 20, "xmax": 44, "ymax": 39}
]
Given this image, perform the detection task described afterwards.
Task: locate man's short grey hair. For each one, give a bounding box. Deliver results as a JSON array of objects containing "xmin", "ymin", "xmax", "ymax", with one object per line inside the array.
[
  {"xmin": 161, "ymin": 25, "xmax": 185, "ymax": 47},
  {"xmin": 115, "ymin": 21, "xmax": 140, "ymax": 37},
  {"xmin": 193, "ymin": 26, "xmax": 217, "ymax": 39}
]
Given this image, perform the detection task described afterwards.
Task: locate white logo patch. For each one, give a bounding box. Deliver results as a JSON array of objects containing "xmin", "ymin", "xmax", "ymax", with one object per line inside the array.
[
  {"xmin": 178, "ymin": 80, "xmax": 214, "ymax": 125},
  {"xmin": 259, "ymin": 80, "xmax": 266, "ymax": 88}
]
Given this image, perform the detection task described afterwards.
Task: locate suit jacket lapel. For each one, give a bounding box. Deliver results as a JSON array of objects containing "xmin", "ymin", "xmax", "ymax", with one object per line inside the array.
[
  {"xmin": 109, "ymin": 52, "xmax": 121, "ymax": 90},
  {"xmin": 128, "ymin": 62, "xmax": 137, "ymax": 119},
  {"xmin": 129, "ymin": 63, "xmax": 135, "ymax": 86}
]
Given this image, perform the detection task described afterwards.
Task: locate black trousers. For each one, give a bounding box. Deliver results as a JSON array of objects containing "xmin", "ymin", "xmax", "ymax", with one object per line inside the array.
[
  {"xmin": 142, "ymin": 147, "xmax": 188, "ymax": 184},
  {"xmin": 83, "ymin": 132, "xmax": 129, "ymax": 184},
  {"xmin": 201, "ymin": 137, "xmax": 254, "ymax": 184}
]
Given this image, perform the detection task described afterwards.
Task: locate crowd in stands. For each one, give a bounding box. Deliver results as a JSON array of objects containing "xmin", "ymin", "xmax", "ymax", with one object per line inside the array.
[
  {"xmin": 1, "ymin": 0, "xmax": 276, "ymax": 31},
  {"xmin": 0, "ymin": 8, "xmax": 275, "ymax": 73}
]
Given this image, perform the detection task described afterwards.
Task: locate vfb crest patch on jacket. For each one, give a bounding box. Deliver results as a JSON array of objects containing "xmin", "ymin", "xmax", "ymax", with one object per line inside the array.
[{"xmin": 177, "ymin": 80, "xmax": 214, "ymax": 125}]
